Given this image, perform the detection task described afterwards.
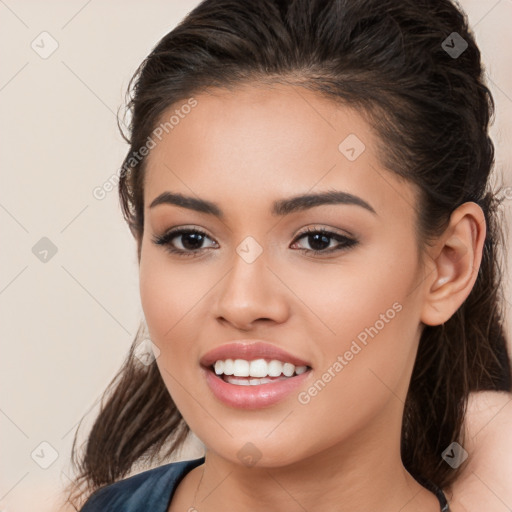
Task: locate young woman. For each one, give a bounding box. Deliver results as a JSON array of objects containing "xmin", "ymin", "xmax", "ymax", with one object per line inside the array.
[{"xmin": 66, "ymin": 0, "xmax": 512, "ymax": 510}]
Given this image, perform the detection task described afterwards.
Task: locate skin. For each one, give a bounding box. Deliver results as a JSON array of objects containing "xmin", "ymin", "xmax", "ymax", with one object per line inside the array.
[
  {"xmin": 447, "ymin": 390, "xmax": 512, "ymax": 511},
  {"xmin": 137, "ymin": 83, "xmax": 488, "ymax": 512}
]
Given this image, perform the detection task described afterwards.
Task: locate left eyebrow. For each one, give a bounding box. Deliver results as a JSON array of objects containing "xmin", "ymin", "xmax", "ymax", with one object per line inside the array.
[
  {"xmin": 148, "ymin": 189, "xmax": 377, "ymax": 218},
  {"xmin": 272, "ymin": 190, "xmax": 377, "ymax": 216}
]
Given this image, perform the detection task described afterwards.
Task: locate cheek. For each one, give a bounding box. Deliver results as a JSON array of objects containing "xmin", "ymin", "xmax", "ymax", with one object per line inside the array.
[
  {"xmin": 292, "ymin": 244, "xmax": 421, "ymax": 404},
  {"xmin": 139, "ymin": 246, "xmax": 210, "ymax": 343},
  {"xmin": 334, "ymin": 247, "xmax": 421, "ymax": 371},
  {"xmin": 139, "ymin": 250, "xmax": 206, "ymax": 407},
  {"xmin": 280, "ymin": 244, "xmax": 418, "ymax": 348},
  {"xmin": 293, "ymin": 307, "xmax": 419, "ymax": 458}
]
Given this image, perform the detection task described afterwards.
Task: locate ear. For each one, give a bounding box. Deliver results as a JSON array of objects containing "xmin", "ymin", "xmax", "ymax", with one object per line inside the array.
[{"xmin": 420, "ymin": 202, "xmax": 486, "ymax": 326}]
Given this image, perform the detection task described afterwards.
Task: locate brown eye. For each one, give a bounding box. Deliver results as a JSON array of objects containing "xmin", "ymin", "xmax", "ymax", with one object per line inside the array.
[
  {"xmin": 152, "ymin": 228, "xmax": 217, "ymax": 257},
  {"xmin": 291, "ymin": 228, "xmax": 358, "ymax": 255}
]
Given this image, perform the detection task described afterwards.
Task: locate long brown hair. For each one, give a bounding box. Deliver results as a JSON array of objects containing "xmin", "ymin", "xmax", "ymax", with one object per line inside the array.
[{"xmin": 65, "ymin": 0, "xmax": 512, "ymax": 508}]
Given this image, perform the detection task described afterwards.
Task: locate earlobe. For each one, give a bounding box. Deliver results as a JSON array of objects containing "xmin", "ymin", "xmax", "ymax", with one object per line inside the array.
[{"xmin": 420, "ymin": 202, "xmax": 486, "ymax": 326}]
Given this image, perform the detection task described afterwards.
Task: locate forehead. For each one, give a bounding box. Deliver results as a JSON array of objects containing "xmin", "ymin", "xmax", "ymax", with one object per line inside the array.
[{"xmin": 143, "ymin": 83, "xmax": 418, "ymax": 221}]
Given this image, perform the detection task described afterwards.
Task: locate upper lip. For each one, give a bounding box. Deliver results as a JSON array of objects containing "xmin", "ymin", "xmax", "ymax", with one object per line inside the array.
[{"xmin": 200, "ymin": 341, "xmax": 312, "ymax": 368}]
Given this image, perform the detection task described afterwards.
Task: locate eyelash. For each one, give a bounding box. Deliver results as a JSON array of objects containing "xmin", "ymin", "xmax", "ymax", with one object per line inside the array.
[{"xmin": 151, "ymin": 226, "xmax": 358, "ymax": 258}]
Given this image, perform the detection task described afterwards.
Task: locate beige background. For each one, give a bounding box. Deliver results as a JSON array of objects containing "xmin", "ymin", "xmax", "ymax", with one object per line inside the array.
[{"xmin": 0, "ymin": 1, "xmax": 511, "ymax": 511}]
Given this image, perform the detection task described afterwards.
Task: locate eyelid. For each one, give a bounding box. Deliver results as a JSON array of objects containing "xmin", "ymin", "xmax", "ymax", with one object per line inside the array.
[
  {"xmin": 291, "ymin": 225, "xmax": 358, "ymax": 253},
  {"xmin": 292, "ymin": 223, "xmax": 355, "ymax": 239},
  {"xmin": 152, "ymin": 224, "xmax": 358, "ymax": 257},
  {"xmin": 152, "ymin": 225, "xmax": 216, "ymax": 247}
]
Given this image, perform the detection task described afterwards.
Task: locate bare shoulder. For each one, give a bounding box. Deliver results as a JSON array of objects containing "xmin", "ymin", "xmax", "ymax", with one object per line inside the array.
[{"xmin": 447, "ymin": 391, "xmax": 512, "ymax": 512}]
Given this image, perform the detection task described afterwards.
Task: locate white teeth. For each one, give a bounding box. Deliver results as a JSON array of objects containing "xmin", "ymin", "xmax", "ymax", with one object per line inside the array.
[
  {"xmin": 227, "ymin": 376, "xmax": 276, "ymax": 386},
  {"xmin": 229, "ymin": 377, "xmax": 250, "ymax": 386},
  {"xmin": 249, "ymin": 359, "xmax": 268, "ymax": 378},
  {"xmin": 223, "ymin": 359, "xmax": 234, "ymax": 375},
  {"xmin": 211, "ymin": 358, "xmax": 310, "ymax": 379},
  {"xmin": 233, "ymin": 359, "xmax": 250, "ymax": 377},
  {"xmin": 283, "ymin": 362, "xmax": 295, "ymax": 377},
  {"xmin": 214, "ymin": 360, "xmax": 224, "ymax": 375},
  {"xmin": 267, "ymin": 360, "xmax": 283, "ymax": 377}
]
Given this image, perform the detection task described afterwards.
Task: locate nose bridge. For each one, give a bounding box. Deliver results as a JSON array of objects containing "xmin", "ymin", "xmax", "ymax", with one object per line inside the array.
[
  {"xmin": 223, "ymin": 235, "xmax": 271, "ymax": 303},
  {"xmin": 214, "ymin": 234, "xmax": 288, "ymax": 326}
]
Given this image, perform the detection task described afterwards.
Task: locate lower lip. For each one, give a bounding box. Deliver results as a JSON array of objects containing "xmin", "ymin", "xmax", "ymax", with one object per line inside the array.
[{"xmin": 202, "ymin": 366, "xmax": 312, "ymax": 409}]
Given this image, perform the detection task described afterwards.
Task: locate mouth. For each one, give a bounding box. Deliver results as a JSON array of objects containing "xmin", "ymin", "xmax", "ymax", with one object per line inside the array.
[
  {"xmin": 199, "ymin": 341, "xmax": 313, "ymax": 409},
  {"xmin": 207, "ymin": 358, "xmax": 311, "ymax": 386}
]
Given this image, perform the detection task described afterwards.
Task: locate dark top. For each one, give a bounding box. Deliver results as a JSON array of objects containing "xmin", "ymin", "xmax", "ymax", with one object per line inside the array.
[
  {"xmin": 80, "ymin": 457, "xmax": 206, "ymax": 512},
  {"xmin": 80, "ymin": 456, "xmax": 449, "ymax": 511}
]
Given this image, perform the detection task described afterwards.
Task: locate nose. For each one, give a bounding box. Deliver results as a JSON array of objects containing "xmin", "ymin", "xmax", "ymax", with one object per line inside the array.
[{"xmin": 213, "ymin": 246, "xmax": 290, "ymax": 331}]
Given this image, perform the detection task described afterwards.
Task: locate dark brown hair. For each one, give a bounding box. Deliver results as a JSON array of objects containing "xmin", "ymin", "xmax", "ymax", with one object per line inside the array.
[{"xmin": 66, "ymin": 0, "xmax": 512, "ymax": 508}]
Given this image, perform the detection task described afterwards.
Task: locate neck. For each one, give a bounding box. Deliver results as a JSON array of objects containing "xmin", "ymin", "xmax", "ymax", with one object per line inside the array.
[{"xmin": 173, "ymin": 405, "xmax": 441, "ymax": 512}]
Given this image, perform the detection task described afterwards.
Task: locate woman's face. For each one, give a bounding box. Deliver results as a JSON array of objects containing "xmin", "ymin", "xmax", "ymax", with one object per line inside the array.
[{"xmin": 139, "ymin": 83, "xmax": 429, "ymax": 467}]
